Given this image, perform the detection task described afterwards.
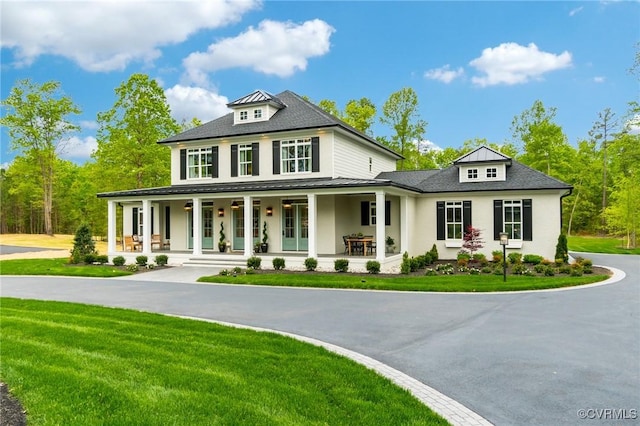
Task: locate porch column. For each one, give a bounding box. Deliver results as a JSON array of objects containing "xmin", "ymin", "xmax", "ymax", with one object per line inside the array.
[
  {"xmin": 107, "ymin": 201, "xmax": 117, "ymax": 254},
  {"xmin": 307, "ymin": 194, "xmax": 317, "ymax": 258},
  {"xmin": 375, "ymin": 191, "xmax": 385, "ymax": 262},
  {"xmin": 400, "ymin": 195, "xmax": 409, "ymax": 255},
  {"xmin": 192, "ymin": 198, "xmax": 202, "ymax": 256},
  {"xmin": 244, "ymin": 196, "xmax": 253, "ymax": 257},
  {"xmin": 142, "ymin": 199, "xmax": 152, "ymax": 254}
]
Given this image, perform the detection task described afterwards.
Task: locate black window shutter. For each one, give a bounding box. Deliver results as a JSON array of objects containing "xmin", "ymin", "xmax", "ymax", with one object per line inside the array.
[
  {"xmin": 272, "ymin": 141, "xmax": 280, "ymax": 174},
  {"xmin": 180, "ymin": 149, "xmax": 186, "ymax": 180},
  {"xmin": 132, "ymin": 208, "xmax": 138, "ymax": 235},
  {"xmin": 493, "ymin": 200, "xmax": 503, "ymax": 240},
  {"xmin": 385, "ymin": 200, "xmax": 391, "ymax": 226},
  {"xmin": 231, "ymin": 144, "xmax": 238, "ymax": 177},
  {"xmin": 311, "ymin": 136, "xmax": 320, "ymax": 172},
  {"xmin": 361, "ymin": 201, "xmax": 369, "ymax": 226},
  {"xmin": 436, "ymin": 201, "xmax": 445, "ymax": 240},
  {"xmin": 212, "ymin": 146, "xmax": 219, "ymax": 178},
  {"xmin": 523, "ymin": 199, "xmax": 533, "ymax": 241},
  {"xmin": 463, "ymin": 201, "xmax": 472, "ymax": 234},
  {"xmin": 252, "ymin": 142, "xmax": 259, "ymax": 176},
  {"xmin": 165, "ymin": 206, "xmax": 170, "ymax": 239}
]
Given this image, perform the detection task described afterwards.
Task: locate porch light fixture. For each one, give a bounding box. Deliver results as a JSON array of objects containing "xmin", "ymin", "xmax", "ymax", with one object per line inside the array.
[
  {"xmin": 283, "ymin": 200, "xmax": 292, "ymax": 209},
  {"xmin": 499, "ymin": 232, "xmax": 508, "ymax": 282},
  {"xmin": 184, "ymin": 202, "xmax": 193, "ymax": 211},
  {"xmin": 231, "ymin": 201, "xmax": 239, "ymax": 210},
  {"xmin": 266, "ymin": 206, "xmax": 273, "ymax": 216},
  {"xmin": 218, "ymin": 208, "xmax": 224, "ymax": 217}
]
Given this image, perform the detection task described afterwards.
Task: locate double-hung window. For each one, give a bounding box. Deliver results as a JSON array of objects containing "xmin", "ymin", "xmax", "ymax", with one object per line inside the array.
[
  {"xmin": 503, "ymin": 200, "xmax": 522, "ymax": 240},
  {"xmin": 239, "ymin": 111, "xmax": 248, "ymax": 121},
  {"xmin": 446, "ymin": 201, "xmax": 463, "ymax": 239},
  {"xmin": 370, "ymin": 202, "xmax": 377, "ymax": 225},
  {"xmin": 254, "ymin": 109, "xmax": 262, "ymax": 119},
  {"xmin": 281, "ymin": 138, "xmax": 311, "ymax": 174},
  {"xmin": 239, "ymin": 144, "xmax": 253, "ymax": 176},
  {"xmin": 187, "ymin": 148, "xmax": 212, "ymax": 179},
  {"xmin": 486, "ymin": 167, "xmax": 497, "ymax": 178},
  {"xmin": 467, "ymin": 169, "xmax": 478, "ymax": 179}
]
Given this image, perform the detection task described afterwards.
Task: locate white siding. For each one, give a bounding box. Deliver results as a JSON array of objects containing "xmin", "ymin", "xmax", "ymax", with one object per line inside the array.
[
  {"xmin": 459, "ymin": 163, "xmax": 506, "ymax": 183},
  {"xmin": 333, "ymin": 133, "xmax": 396, "ymax": 178}
]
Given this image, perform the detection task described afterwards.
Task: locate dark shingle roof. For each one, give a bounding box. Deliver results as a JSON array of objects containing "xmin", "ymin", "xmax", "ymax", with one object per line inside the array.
[
  {"xmin": 376, "ymin": 170, "xmax": 440, "ymax": 188},
  {"xmin": 97, "ymin": 177, "xmax": 412, "ymax": 198},
  {"xmin": 160, "ymin": 90, "xmax": 402, "ymax": 159}
]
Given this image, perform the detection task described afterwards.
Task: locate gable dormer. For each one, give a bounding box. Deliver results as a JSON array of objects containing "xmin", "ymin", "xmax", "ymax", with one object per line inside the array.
[
  {"xmin": 453, "ymin": 146, "xmax": 511, "ymax": 183},
  {"xmin": 227, "ymin": 89, "xmax": 286, "ymax": 125}
]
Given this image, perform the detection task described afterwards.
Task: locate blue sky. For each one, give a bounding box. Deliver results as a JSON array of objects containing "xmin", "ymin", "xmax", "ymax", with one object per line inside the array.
[{"xmin": 1, "ymin": 1, "xmax": 638, "ymax": 165}]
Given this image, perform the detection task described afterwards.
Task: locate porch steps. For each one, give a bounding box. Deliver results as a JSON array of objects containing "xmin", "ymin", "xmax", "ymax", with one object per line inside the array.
[{"xmin": 182, "ymin": 257, "xmax": 247, "ymax": 269}]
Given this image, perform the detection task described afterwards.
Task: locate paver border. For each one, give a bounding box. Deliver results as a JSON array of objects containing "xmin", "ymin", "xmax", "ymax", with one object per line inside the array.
[{"xmin": 177, "ymin": 314, "xmax": 494, "ymax": 426}]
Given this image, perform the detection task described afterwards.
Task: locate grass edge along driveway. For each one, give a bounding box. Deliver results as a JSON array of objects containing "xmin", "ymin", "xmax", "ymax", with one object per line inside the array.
[{"xmin": 1, "ymin": 298, "xmax": 448, "ymax": 426}]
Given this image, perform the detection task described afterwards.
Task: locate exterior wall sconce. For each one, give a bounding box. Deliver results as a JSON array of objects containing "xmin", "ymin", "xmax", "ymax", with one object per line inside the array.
[
  {"xmin": 184, "ymin": 202, "xmax": 193, "ymax": 211},
  {"xmin": 499, "ymin": 232, "xmax": 509, "ymax": 282},
  {"xmin": 218, "ymin": 208, "xmax": 224, "ymax": 217},
  {"xmin": 231, "ymin": 201, "xmax": 240, "ymax": 210},
  {"xmin": 266, "ymin": 206, "xmax": 273, "ymax": 216},
  {"xmin": 283, "ymin": 200, "xmax": 292, "ymax": 208}
]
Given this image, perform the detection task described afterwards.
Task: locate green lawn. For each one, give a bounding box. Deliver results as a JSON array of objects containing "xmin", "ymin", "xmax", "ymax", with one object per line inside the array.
[
  {"xmin": 200, "ymin": 271, "xmax": 609, "ymax": 292},
  {"xmin": 568, "ymin": 235, "xmax": 640, "ymax": 255},
  {"xmin": 1, "ymin": 298, "xmax": 447, "ymax": 425},
  {"xmin": 0, "ymin": 258, "xmax": 132, "ymax": 277}
]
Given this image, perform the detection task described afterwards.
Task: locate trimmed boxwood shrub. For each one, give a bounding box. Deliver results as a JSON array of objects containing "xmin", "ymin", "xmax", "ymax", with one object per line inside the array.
[
  {"xmin": 304, "ymin": 257, "xmax": 318, "ymax": 271},
  {"xmin": 523, "ymin": 254, "xmax": 543, "ymax": 265},
  {"xmin": 334, "ymin": 258, "xmax": 349, "ymax": 273},
  {"xmin": 112, "ymin": 256, "xmax": 125, "ymax": 266},
  {"xmin": 366, "ymin": 260, "xmax": 380, "ymax": 274},
  {"xmin": 507, "ymin": 252, "xmax": 522, "ymax": 264},
  {"xmin": 83, "ymin": 254, "xmax": 96, "ymax": 264},
  {"xmin": 135, "ymin": 255, "xmax": 148, "ymax": 266},
  {"xmin": 155, "ymin": 255, "xmax": 168, "ymax": 266},
  {"xmin": 272, "ymin": 257, "xmax": 285, "ymax": 270},
  {"xmin": 95, "ymin": 255, "xmax": 109, "ymax": 264},
  {"xmin": 247, "ymin": 256, "xmax": 262, "ymax": 269}
]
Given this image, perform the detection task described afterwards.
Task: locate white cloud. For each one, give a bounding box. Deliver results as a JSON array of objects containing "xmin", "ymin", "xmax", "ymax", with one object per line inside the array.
[
  {"xmin": 60, "ymin": 136, "xmax": 97, "ymax": 160},
  {"xmin": 593, "ymin": 76, "xmax": 606, "ymax": 83},
  {"xmin": 424, "ymin": 65, "xmax": 464, "ymax": 84},
  {"xmin": 469, "ymin": 42, "xmax": 572, "ymax": 87},
  {"xmin": 183, "ymin": 19, "xmax": 335, "ymax": 84},
  {"xmin": 1, "ymin": 0, "xmax": 261, "ymax": 71},
  {"xmin": 417, "ymin": 139, "xmax": 442, "ymax": 153},
  {"xmin": 569, "ymin": 6, "xmax": 584, "ymax": 16},
  {"xmin": 165, "ymin": 85, "xmax": 231, "ymax": 123},
  {"xmin": 80, "ymin": 120, "xmax": 98, "ymax": 130}
]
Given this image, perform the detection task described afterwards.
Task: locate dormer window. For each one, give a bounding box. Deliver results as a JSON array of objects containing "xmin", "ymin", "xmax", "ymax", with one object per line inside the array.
[
  {"xmin": 467, "ymin": 169, "xmax": 478, "ymax": 179},
  {"xmin": 486, "ymin": 168, "xmax": 497, "ymax": 178},
  {"xmin": 254, "ymin": 109, "xmax": 262, "ymax": 119},
  {"xmin": 239, "ymin": 111, "xmax": 248, "ymax": 121}
]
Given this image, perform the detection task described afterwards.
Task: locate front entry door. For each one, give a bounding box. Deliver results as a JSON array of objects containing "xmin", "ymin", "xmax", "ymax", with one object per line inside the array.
[
  {"xmin": 282, "ymin": 202, "xmax": 308, "ymax": 251},
  {"xmin": 232, "ymin": 205, "xmax": 260, "ymax": 251},
  {"xmin": 188, "ymin": 203, "xmax": 214, "ymax": 249}
]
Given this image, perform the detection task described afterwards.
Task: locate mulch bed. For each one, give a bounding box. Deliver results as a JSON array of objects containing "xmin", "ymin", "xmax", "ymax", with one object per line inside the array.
[{"xmin": 0, "ymin": 382, "xmax": 26, "ymax": 426}]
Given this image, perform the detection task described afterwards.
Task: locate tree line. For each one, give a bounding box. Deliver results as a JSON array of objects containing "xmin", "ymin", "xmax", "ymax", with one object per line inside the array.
[{"xmin": 1, "ymin": 55, "xmax": 638, "ymax": 247}]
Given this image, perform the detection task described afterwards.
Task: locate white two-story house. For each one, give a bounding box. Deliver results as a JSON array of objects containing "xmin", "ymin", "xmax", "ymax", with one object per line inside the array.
[{"xmin": 98, "ymin": 89, "xmax": 572, "ymax": 271}]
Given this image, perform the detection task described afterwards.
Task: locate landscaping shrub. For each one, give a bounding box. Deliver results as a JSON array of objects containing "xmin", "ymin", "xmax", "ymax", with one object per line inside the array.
[
  {"xmin": 304, "ymin": 257, "xmax": 318, "ymax": 271},
  {"xmin": 511, "ymin": 264, "xmax": 528, "ymax": 275},
  {"xmin": 491, "ymin": 250, "xmax": 503, "ymax": 263},
  {"xmin": 555, "ymin": 233, "xmax": 569, "ymax": 264},
  {"xmin": 570, "ymin": 263, "xmax": 584, "ymax": 277},
  {"xmin": 400, "ymin": 252, "xmax": 411, "ymax": 274},
  {"xmin": 135, "ymin": 255, "xmax": 148, "ymax": 266},
  {"xmin": 94, "ymin": 255, "xmax": 108, "ymax": 264},
  {"xmin": 414, "ymin": 254, "xmax": 428, "ymax": 269},
  {"xmin": 507, "ymin": 252, "xmax": 522, "ymax": 264},
  {"xmin": 154, "ymin": 255, "xmax": 168, "ymax": 266},
  {"xmin": 247, "ymin": 256, "xmax": 262, "ymax": 269},
  {"xmin": 425, "ymin": 268, "xmax": 437, "ymax": 276},
  {"xmin": 436, "ymin": 263, "xmax": 454, "ymax": 275},
  {"xmin": 232, "ymin": 267, "xmax": 243, "ymax": 274},
  {"xmin": 534, "ymin": 264, "xmax": 546, "ymax": 274},
  {"xmin": 469, "ymin": 267, "xmax": 481, "ymax": 275},
  {"xmin": 112, "ymin": 256, "xmax": 125, "ymax": 266},
  {"xmin": 83, "ymin": 254, "xmax": 96, "ymax": 264},
  {"xmin": 366, "ymin": 260, "xmax": 380, "ymax": 274},
  {"xmin": 559, "ymin": 265, "xmax": 571, "ymax": 274},
  {"xmin": 523, "ymin": 254, "xmax": 543, "ymax": 265},
  {"xmin": 544, "ymin": 266, "xmax": 556, "ymax": 276},
  {"xmin": 126, "ymin": 264, "xmax": 139, "ymax": 272},
  {"xmin": 334, "ymin": 258, "xmax": 349, "ymax": 273},
  {"xmin": 457, "ymin": 257, "xmax": 469, "ymax": 267},
  {"xmin": 70, "ymin": 223, "xmax": 97, "ymax": 264},
  {"xmin": 272, "ymin": 257, "xmax": 285, "ymax": 270},
  {"xmin": 493, "ymin": 266, "xmax": 504, "ymax": 275},
  {"xmin": 410, "ymin": 257, "xmax": 420, "ymax": 272},
  {"xmin": 423, "ymin": 252, "xmax": 433, "ymax": 265},
  {"xmin": 481, "ymin": 266, "xmax": 493, "ymax": 274},
  {"xmin": 541, "ymin": 258, "xmax": 552, "ymax": 266},
  {"xmin": 472, "ymin": 253, "xmax": 488, "ymax": 266},
  {"xmin": 429, "ymin": 244, "xmax": 438, "ymax": 261}
]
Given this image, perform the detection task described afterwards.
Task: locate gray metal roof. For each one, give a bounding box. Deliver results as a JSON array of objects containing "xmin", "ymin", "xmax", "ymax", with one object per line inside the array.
[
  {"xmin": 97, "ymin": 177, "xmax": 414, "ymax": 199},
  {"xmin": 159, "ymin": 90, "xmax": 402, "ymax": 159},
  {"xmin": 454, "ymin": 146, "xmax": 511, "ymax": 164},
  {"xmin": 226, "ymin": 90, "xmax": 286, "ymax": 108}
]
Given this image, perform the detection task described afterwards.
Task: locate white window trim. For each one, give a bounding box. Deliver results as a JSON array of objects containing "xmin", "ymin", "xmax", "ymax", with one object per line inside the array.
[
  {"xmin": 467, "ymin": 169, "xmax": 478, "ymax": 179},
  {"xmin": 503, "ymin": 200, "xmax": 523, "ymax": 241},
  {"xmin": 445, "ymin": 201, "xmax": 463, "ymax": 240},
  {"xmin": 239, "ymin": 111, "xmax": 248, "ymax": 121},
  {"xmin": 281, "ymin": 138, "xmax": 311, "ymax": 174},
  {"xmin": 370, "ymin": 202, "xmax": 377, "ymax": 226},
  {"xmin": 486, "ymin": 167, "xmax": 497, "ymax": 178},
  {"xmin": 187, "ymin": 147, "xmax": 212, "ymax": 179},
  {"xmin": 239, "ymin": 144, "xmax": 252, "ymax": 176},
  {"xmin": 254, "ymin": 109, "xmax": 262, "ymax": 119}
]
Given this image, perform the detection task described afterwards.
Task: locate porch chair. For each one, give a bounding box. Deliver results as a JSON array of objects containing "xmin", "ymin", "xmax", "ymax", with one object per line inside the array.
[
  {"xmin": 343, "ymin": 236, "xmax": 350, "ymax": 254},
  {"xmin": 365, "ymin": 236, "xmax": 376, "ymax": 255},
  {"xmin": 150, "ymin": 234, "xmax": 162, "ymax": 250},
  {"xmin": 124, "ymin": 235, "xmax": 141, "ymax": 252}
]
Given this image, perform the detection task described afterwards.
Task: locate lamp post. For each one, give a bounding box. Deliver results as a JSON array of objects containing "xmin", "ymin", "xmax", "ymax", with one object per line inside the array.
[{"xmin": 499, "ymin": 232, "xmax": 508, "ymax": 282}]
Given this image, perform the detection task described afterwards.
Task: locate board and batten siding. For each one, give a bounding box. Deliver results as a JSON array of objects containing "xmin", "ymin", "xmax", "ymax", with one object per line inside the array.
[{"xmin": 333, "ymin": 134, "xmax": 397, "ymax": 179}]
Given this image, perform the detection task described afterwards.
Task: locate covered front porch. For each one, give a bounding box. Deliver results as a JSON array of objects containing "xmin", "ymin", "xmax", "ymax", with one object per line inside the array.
[{"xmin": 101, "ymin": 185, "xmax": 415, "ymax": 273}]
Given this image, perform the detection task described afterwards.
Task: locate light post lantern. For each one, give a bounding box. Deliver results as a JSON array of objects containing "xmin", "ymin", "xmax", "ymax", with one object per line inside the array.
[{"xmin": 499, "ymin": 232, "xmax": 508, "ymax": 282}]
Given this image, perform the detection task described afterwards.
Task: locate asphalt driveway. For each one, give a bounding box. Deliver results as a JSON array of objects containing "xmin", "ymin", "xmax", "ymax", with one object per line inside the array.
[{"xmin": 2, "ymin": 253, "xmax": 638, "ymax": 425}]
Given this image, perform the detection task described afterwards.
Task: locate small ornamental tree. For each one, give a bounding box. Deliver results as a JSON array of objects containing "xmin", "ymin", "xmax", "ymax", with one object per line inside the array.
[
  {"xmin": 555, "ymin": 233, "xmax": 569, "ymax": 264},
  {"xmin": 462, "ymin": 225, "xmax": 484, "ymax": 260},
  {"xmin": 71, "ymin": 223, "xmax": 96, "ymax": 264}
]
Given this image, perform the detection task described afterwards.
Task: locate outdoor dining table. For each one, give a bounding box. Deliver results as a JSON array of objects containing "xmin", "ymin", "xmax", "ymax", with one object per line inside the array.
[{"xmin": 346, "ymin": 237, "xmax": 373, "ymax": 256}]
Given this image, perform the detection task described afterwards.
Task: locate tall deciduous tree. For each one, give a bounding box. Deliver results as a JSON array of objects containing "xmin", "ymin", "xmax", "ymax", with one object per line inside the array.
[
  {"xmin": 588, "ymin": 108, "xmax": 618, "ymax": 229},
  {"xmin": 94, "ymin": 73, "xmax": 180, "ymax": 190},
  {"xmin": 343, "ymin": 98, "xmax": 376, "ymax": 135},
  {"xmin": 379, "ymin": 87, "xmax": 428, "ymax": 170},
  {"xmin": 0, "ymin": 79, "xmax": 81, "ymax": 235}
]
